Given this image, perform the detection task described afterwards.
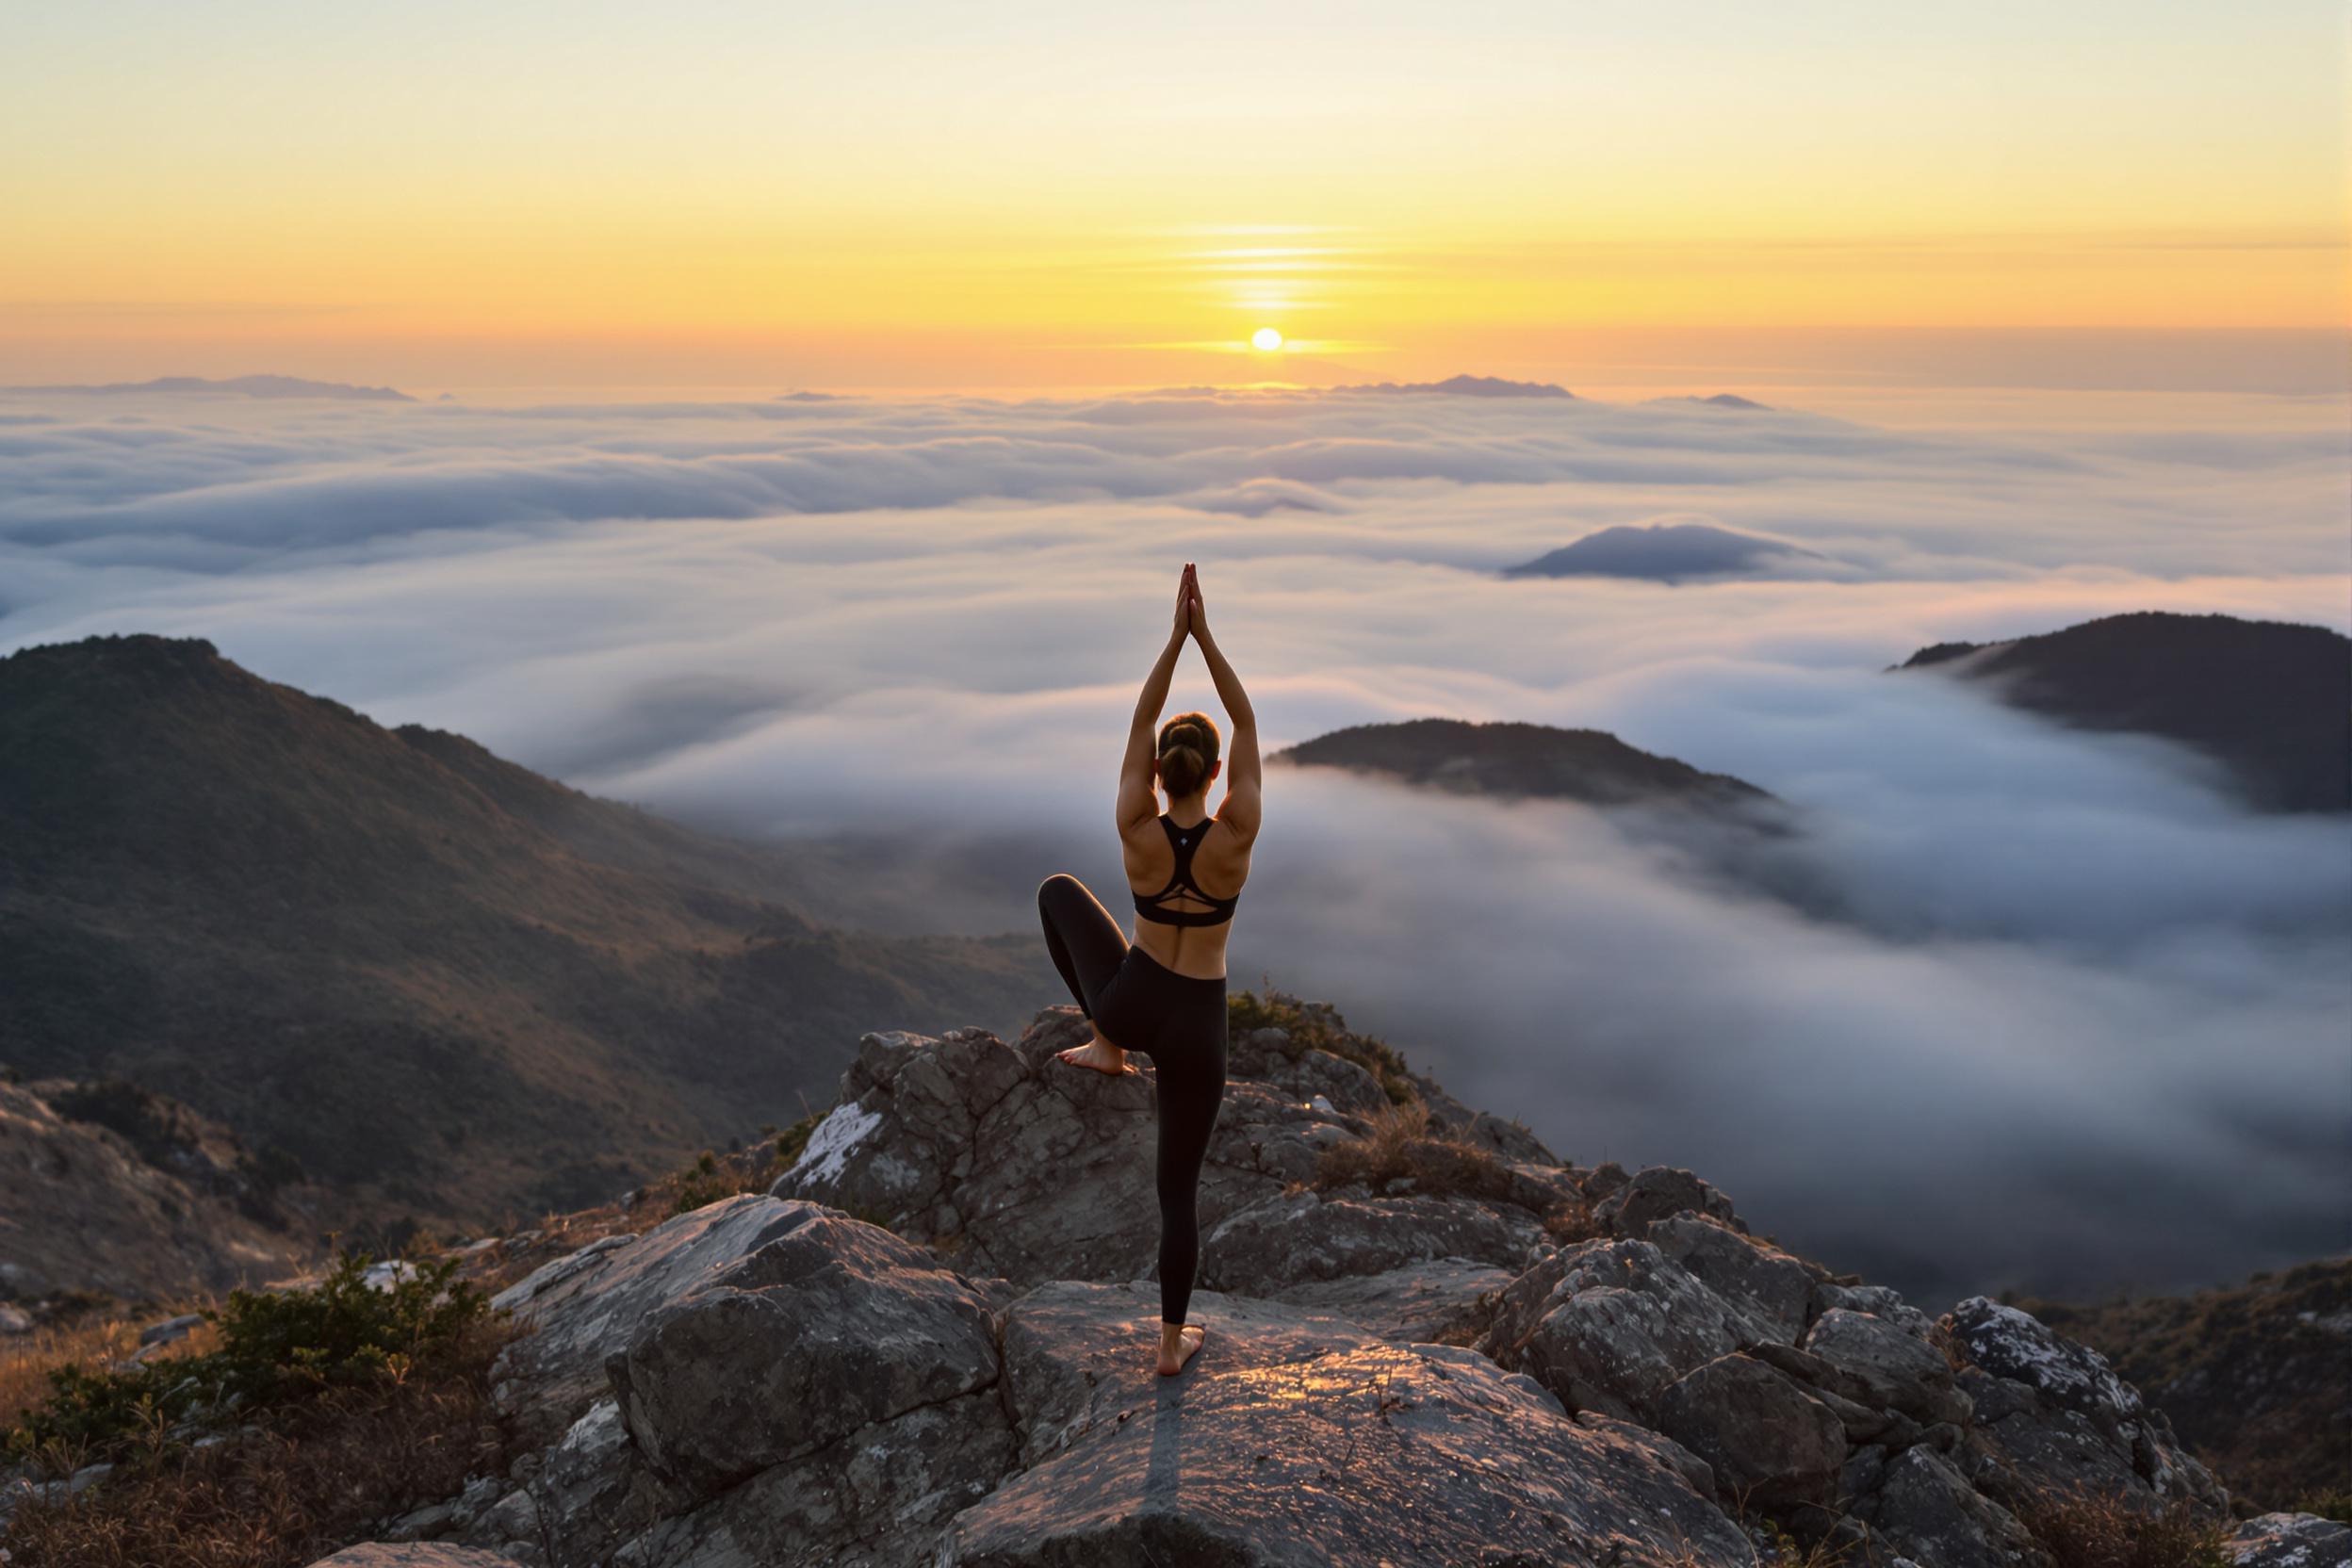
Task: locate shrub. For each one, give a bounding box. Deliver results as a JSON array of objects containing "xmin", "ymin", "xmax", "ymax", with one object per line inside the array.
[
  {"xmin": 1229, "ymin": 989, "xmax": 1417, "ymax": 1104},
  {"xmin": 1313, "ymin": 1102, "xmax": 1519, "ymax": 1205},
  {"xmin": 2017, "ymin": 1486, "xmax": 2231, "ymax": 1568},
  {"xmin": 6, "ymin": 1251, "xmax": 490, "ymax": 1469},
  {"xmin": 0, "ymin": 1335, "xmax": 505, "ymax": 1568}
]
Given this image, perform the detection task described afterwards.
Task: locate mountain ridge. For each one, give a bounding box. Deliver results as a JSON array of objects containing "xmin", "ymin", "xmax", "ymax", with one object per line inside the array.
[{"xmin": 0, "ymin": 634, "xmax": 1051, "ymax": 1232}]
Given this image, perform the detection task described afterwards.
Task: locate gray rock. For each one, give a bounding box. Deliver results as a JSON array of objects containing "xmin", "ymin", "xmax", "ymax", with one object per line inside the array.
[
  {"xmin": 1649, "ymin": 1214, "xmax": 1817, "ymax": 1343},
  {"xmin": 1849, "ymin": 1446, "xmax": 2045, "ymax": 1568},
  {"xmin": 945, "ymin": 1279, "xmax": 1752, "ymax": 1568},
  {"xmin": 1656, "ymin": 1352, "xmax": 1846, "ymax": 1507},
  {"xmin": 773, "ymin": 1012, "xmax": 1368, "ymax": 1290},
  {"xmin": 1478, "ymin": 1238, "xmax": 1781, "ymax": 1421},
  {"xmin": 1946, "ymin": 1297, "xmax": 2225, "ymax": 1514},
  {"xmin": 308, "ymin": 1548, "xmax": 527, "ymax": 1567},
  {"xmin": 1268, "ymin": 1257, "xmax": 1514, "ymax": 1344},
  {"xmin": 1820, "ymin": 1282, "xmax": 1938, "ymax": 1338},
  {"xmin": 1805, "ymin": 1308, "xmax": 1970, "ymax": 1426},
  {"xmin": 612, "ymin": 1394, "xmax": 1013, "ymax": 1568},
  {"xmin": 489, "ymin": 1196, "xmax": 816, "ymax": 1439},
  {"xmin": 607, "ymin": 1206, "xmax": 1000, "ymax": 1494},
  {"xmin": 2229, "ymin": 1514, "xmax": 2352, "ymax": 1568},
  {"xmin": 1594, "ymin": 1165, "xmax": 1744, "ymax": 1238},
  {"xmin": 1201, "ymin": 1188, "xmax": 1543, "ymax": 1294},
  {"xmin": 0, "ymin": 1303, "xmax": 33, "ymax": 1334}
]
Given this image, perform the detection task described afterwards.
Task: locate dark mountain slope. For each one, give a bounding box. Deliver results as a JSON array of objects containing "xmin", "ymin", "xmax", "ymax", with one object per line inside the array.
[
  {"xmin": 1274, "ymin": 717, "xmax": 1772, "ymax": 812},
  {"xmin": 2017, "ymin": 1258, "xmax": 2352, "ymax": 1510},
  {"xmin": 1899, "ymin": 612, "xmax": 2350, "ymax": 812},
  {"xmin": 0, "ymin": 635, "xmax": 1049, "ymax": 1228}
]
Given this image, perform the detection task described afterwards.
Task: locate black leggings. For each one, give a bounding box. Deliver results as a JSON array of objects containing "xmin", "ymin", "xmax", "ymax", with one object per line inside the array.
[{"xmin": 1037, "ymin": 874, "xmax": 1229, "ymax": 1326}]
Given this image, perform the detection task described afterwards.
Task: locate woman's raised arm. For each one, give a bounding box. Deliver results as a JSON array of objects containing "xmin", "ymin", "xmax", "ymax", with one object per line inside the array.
[
  {"xmin": 1186, "ymin": 576, "xmax": 1260, "ymax": 845},
  {"xmin": 1117, "ymin": 572, "xmax": 1193, "ymax": 831}
]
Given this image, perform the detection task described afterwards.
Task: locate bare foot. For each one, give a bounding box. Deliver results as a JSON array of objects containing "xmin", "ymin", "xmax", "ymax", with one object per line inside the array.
[
  {"xmin": 1157, "ymin": 1322, "xmax": 1205, "ymax": 1377},
  {"xmin": 1054, "ymin": 1036, "xmax": 1135, "ymax": 1076}
]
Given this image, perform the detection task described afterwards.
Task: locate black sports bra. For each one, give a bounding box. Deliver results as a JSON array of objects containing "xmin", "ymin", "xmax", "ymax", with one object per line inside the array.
[{"xmin": 1133, "ymin": 813, "xmax": 1241, "ymax": 928}]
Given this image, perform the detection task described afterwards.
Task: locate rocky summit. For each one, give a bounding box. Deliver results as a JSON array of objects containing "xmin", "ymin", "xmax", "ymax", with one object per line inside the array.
[{"xmin": 284, "ymin": 1000, "xmax": 2340, "ymax": 1568}]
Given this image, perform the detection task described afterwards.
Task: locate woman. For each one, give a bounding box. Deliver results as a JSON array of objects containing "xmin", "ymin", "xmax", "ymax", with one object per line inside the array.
[{"xmin": 1036, "ymin": 562, "xmax": 1261, "ymax": 1378}]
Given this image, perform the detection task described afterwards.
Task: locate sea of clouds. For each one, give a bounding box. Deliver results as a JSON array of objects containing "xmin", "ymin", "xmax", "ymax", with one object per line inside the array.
[{"xmin": 3, "ymin": 382, "xmax": 2345, "ymax": 1304}]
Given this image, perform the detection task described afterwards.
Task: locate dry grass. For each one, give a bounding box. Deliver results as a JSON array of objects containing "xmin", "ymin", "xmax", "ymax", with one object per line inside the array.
[
  {"xmin": 0, "ymin": 1309, "xmax": 220, "ymax": 1436},
  {"xmin": 3, "ymin": 1318, "xmax": 510, "ymax": 1568},
  {"xmin": 1313, "ymin": 1102, "xmax": 1520, "ymax": 1207},
  {"xmin": 2017, "ymin": 1486, "xmax": 2231, "ymax": 1568}
]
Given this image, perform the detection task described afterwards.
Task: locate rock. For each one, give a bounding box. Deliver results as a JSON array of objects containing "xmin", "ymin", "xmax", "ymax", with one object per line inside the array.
[
  {"xmin": 139, "ymin": 1311, "xmax": 204, "ymax": 1347},
  {"xmin": 1805, "ymin": 1308, "xmax": 1970, "ymax": 1426},
  {"xmin": 308, "ymin": 1548, "xmax": 527, "ymax": 1567},
  {"xmin": 1849, "ymin": 1446, "xmax": 2045, "ymax": 1568},
  {"xmin": 1655, "ymin": 1353, "xmax": 1846, "ymax": 1507},
  {"xmin": 1201, "ymin": 1188, "xmax": 1543, "ymax": 1294},
  {"xmin": 1268, "ymin": 1257, "xmax": 1515, "ymax": 1344},
  {"xmin": 1820, "ymin": 1282, "xmax": 1938, "ymax": 1338},
  {"xmin": 0, "ymin": 1303, "xmax": 35, "ymax": 1334},
  {"xmin": 606, "ymin": 1205, "xmax": 1000, "ymax": 1493},
  {"xmin": 1946, "ymin": 1297, "xmax": 2226, "ymax": 1514},
  {"xmin": 772, "ymin": 1012, "xmax": 1371, "ymax": 1290},
  {"xmin": 2229, "ymin": 1514, "xmax": 2352, "ymax": 1568},
  {"xmin": 943, "ymin": 1280, "xmax": 1753, "ymax": 1568},
  {"xmin": 1594, "ymin": 1165, "xmax": 1743, "ymax": 1238},
  {"xmin": 489, "ymin": 1195, "xmax": 821, "ymax": 1437},
  {"xmin": 1649, "ymin": 1214, "xmax": 1817, "ymax": 1343},
  {"xmin": 1479, "ymin": 1238, "xmax": 1782, "ymax": 1421},
  {"xmin": 1263, "ymin": 1048, "xmax": 1389, "ymax": 1117},
  {"xmin": 612, "ymin": 1394, "xmax": 1012, "ymax": 1568}
]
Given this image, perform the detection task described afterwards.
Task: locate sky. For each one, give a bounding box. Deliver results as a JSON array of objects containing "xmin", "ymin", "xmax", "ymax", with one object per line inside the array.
[
  {"xmin": 1, "ymin": 379, "xmax": 2344, "ymax": 1303},
  {"xmin": 3, "ymin": 0, "xmax": 2345, "ymax": 389}
]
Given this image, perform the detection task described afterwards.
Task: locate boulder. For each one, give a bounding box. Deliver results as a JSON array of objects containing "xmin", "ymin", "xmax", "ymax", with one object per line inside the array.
[
  {"xmin": 1654, "ymin": 1352, "xmax": 1847, "ymax": 1507},
  {"xmin": 488, "ymin": 1196, "xmax": 817, "ymax": 1438},
  {"xmin": 1478, "ymin": 1238, "xmax": 1782, "ymax": 1422},
  {"xmin": 1946, "ymin": 1297, "xmax": 2226, "ymax": 1515},
  {"xmin": 1819, "ymin": 1282, "xmax": 1937, "ymax": 1338},
  {"xmin": 1848, "ymin": 1446, "xmax": 2045, "ymax": 1568},
  {"xmin": 1593, "ymin": 1165, "xmax": 1744, "ymax": 1238},
  {"xmin": 944, "ymin": 1280, "xmax": 1753, "ymax": 1568},
  {"xmin": 2230, "ymin": 1514, "xmax": 2352, "ymax": 1568},
  {"xmin": 1269, "ymin": 1257, "xmax": 1514, "ymax": 1344},
  {"xmin": 1804, "ymin": 1308, "xmax": 1970, "ymax": 1426},
  {"xmin": 1201, "ymin": 1188, "xmax": 1543, "ymax": 1294},
  {"xmin": 772, "ymin": 1012, "xmax": 1368, "ymax": 1289},
  {"xmin": 1649, "ymin": 1213, "xmax": 1818, "ymax": 1344},
  {"xmin": 606, "ymin": 1205, "xmax": 1000, "ymax": 1493}
]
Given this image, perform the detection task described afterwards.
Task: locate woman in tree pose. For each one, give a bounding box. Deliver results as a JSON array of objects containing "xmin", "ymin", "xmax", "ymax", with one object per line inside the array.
[{"xmin": 1037, "ymin": 563, "xmax": 1261, "ymax": 1377}]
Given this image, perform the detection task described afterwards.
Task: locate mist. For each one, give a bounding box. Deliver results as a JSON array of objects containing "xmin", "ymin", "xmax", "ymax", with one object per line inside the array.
[{"xmin": 3, "ymin": 381, "xmax": 2344, "ymax": 1306}]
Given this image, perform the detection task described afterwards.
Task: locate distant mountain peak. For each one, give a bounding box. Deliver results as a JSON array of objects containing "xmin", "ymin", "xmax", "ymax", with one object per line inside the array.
[
  {"xmin": 1273, "ymin": 716, "xmax": 1772, "ymax": 810},
  {"xmin": 1506, "ymin": 520, "xmax": 1821, "ymax": 583},
  {"xmin": 1896, "ymin": 611, "xmax": 2351, "ymax": 813},
  {"xmin": 1337, "ymin": 374, "xmax": 1576, "ymax": 400},
  {"xmin": 9, "ymin": 373, "xmax": 415, "ymax": 401}
]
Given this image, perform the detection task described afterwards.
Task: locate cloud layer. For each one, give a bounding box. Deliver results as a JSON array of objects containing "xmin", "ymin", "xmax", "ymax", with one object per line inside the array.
[{"xmin": 3, "ymin": 382, "xmax": 2344, "ymax": 1305}]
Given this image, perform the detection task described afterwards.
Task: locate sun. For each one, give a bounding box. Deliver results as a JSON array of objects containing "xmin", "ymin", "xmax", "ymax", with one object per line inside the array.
[{"xmin": 1250, "ymin": 326, "xmax": 1283, "ymax": 352}]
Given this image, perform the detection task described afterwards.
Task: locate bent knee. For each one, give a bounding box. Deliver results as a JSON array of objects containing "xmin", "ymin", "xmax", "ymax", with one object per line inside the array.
[{"xmin": 1037, "ymin": 873, "xmax": 1084, "ymax": 906}]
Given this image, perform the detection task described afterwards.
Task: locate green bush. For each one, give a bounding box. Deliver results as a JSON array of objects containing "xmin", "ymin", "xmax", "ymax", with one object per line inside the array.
[{"xmin": 7, "ymin": 1251, "xmax": 491, "ymax": 1469}]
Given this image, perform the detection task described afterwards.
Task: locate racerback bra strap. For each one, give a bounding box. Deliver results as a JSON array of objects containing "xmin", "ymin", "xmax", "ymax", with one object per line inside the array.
[{"xmin": 1133, "ymin": 813, "xmax": 1241, "ymax": 928}]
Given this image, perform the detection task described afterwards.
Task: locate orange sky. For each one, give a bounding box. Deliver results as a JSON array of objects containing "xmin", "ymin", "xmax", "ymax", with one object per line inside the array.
[{"xmin": 4, "ymin": 1, "xmax": 2344, "ymax": 388}]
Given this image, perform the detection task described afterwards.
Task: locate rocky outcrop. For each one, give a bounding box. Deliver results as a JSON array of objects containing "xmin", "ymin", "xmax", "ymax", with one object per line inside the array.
[
  {"xmin": 1947, "ymin": 1296, "xmax": 2226, "ymax": 1514},
  {"xmin": 948, "ymin": 1280, "xmax": 1751, "ymax": 1567},
  {"xmin": 350, "ymin": 1002, "xmax": 2256, "ymax": 1568},
  {"xmin": 311, "ymin": 1549, "xmax": 524, "ymax": 1567},
  {"xmin": 771, "ymin": 1014, "xmax": 1373, "ymax": 1286},
  {"xmin": 2230, "ymin": 1514, "xmax": 2352, "ymax": 1568}
]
